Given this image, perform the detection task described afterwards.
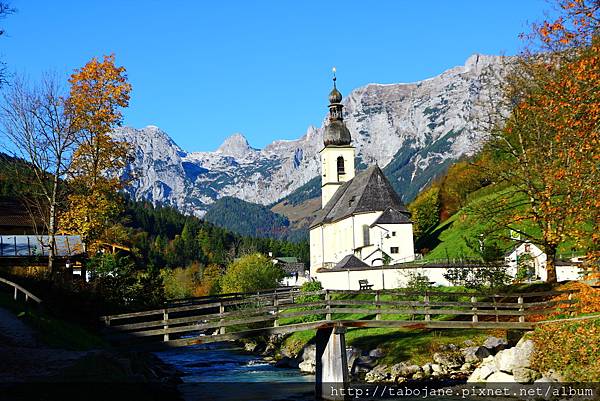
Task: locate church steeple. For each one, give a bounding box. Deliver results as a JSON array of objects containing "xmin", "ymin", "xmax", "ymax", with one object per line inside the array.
[
  {"xmin": 323, "ymin": 68, "xmax": 351, "ymax": 146},
  {"xmin": 320, "ymin": 68, "xmax": 355, "ymax": 207}
]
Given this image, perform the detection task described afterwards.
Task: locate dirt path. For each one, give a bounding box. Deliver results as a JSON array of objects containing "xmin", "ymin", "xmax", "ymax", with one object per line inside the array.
[{"xmin": 0, "ymin": 306, "xmax": 85, "ymax": 382}]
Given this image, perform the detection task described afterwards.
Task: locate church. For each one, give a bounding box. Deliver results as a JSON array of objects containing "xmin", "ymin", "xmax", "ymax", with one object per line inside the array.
[{"xmin": 309, "ymin": 74, "xmax": 416, "ymax": 290}]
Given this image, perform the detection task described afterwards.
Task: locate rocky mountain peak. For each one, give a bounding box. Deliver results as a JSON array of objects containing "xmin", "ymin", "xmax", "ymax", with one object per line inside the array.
[
  {"xmin": 216, "ymin": 132, "xmax": 255, "ymax": 159},
  {"xmin": 115, "ymin": 54, "xmax": 509, "ymax": 218}
]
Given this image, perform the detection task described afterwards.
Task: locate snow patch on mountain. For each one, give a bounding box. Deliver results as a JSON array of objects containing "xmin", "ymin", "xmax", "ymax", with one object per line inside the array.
[{"xmin": 115, "ymin": 54, "xmax": 508, "ymax": 216}]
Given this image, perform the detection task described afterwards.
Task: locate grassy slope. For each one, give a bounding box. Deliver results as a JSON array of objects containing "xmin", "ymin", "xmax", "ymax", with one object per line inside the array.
[{"xmin": 418, "ymin": 186, "xmax": 581, "ymax": 260}]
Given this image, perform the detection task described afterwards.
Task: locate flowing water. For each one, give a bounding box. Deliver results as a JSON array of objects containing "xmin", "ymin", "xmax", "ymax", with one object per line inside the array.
[{"xmin": 155, "ymin": 343, "xmax": 315, "ymax": 401}]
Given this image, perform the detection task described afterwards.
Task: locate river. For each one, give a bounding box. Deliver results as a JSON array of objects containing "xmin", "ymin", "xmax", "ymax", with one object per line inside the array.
[{"xmin": 155, "ymin": 343, "xmax": 315, "ymax": 401}]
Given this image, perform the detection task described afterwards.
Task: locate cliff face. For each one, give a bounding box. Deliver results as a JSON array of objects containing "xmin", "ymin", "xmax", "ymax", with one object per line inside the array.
[{"xmin": 114, "ymin": 54, "xmax": 508, "ymax": 217}]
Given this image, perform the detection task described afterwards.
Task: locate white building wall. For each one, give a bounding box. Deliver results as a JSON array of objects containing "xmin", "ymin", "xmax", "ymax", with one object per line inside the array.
[
  {"xmin": 315, "ymin": 267, "xmax": 454, "ymax": 291},
  {"xmin": 369, "ymin": 223, "xmax": 414, "ymax": 263}
]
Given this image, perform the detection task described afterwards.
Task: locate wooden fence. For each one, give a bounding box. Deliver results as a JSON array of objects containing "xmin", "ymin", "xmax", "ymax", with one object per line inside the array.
[
  {"xmin": 101, "ymin": 288, "xmax": 578, "ymax": 348},
  {"xmin": 0, "ymin": 276, "xmax": 42, "ymax": 304}
]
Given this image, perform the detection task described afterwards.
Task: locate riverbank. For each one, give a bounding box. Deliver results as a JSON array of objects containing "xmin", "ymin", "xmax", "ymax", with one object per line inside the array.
[{"xmin": 0, "ymin": 294, "xmax": 183, "ymax": 400}]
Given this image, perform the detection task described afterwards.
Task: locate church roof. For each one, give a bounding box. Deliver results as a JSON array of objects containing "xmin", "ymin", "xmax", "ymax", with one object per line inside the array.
[
  {"xmin": 371, "ymin": 207, "xmax": 412, "ymax": 226},
  {"xmin": 310, "ymin": 165, "xmax": 410, "ymax": 228},
  {"xmin": 334, "ymin": 254, "xmax": 369, "ymax": 269}
]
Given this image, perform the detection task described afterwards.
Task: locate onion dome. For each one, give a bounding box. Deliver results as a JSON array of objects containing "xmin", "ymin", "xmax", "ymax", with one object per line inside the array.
[{"xmin": 323, "ymin": 69, "xmax": 351, "ymax": 146}]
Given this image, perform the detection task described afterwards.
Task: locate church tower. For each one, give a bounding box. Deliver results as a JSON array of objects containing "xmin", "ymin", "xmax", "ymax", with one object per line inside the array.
[{"xmin": 320, "ymin": 70, "xmax": 355, "ymax": 207}]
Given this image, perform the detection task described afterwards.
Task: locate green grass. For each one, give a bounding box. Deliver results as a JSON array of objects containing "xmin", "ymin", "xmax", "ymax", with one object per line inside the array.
[
  {"xmin": 281, "ymin": 327, "xmax": 500, "ymax": 366},
  {"xmin": 278, "ymin": 285, "xmax": 495, "ymax": 363},
  {"xmin": 419, "ymin": 186, "xmax": 585, "ymax": 260},
  {"xmin": 0, "ymin": 291, "xmax": 108, "ymax": 351}
]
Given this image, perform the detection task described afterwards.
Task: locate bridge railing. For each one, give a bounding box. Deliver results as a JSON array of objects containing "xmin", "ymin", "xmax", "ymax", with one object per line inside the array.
[
  {"xmin": 100, "ymin": 288, "xmax": 579, "ymax": 348},
  {"xmin": 0, "ymin": 276, "xmax": 42, "ymax": 305}
]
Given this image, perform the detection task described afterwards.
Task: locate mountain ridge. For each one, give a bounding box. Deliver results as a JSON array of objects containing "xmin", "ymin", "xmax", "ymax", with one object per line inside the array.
[{"xmin": 114, "ymin": 53, "xmax": 508, "ymax": 220}]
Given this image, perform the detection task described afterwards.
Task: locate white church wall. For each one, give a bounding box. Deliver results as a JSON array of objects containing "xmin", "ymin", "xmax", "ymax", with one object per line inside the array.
[
  {"xmin": 309, "ymin": 227, "xmax": 324, "ymax": 277},
  {"xmin": 370, "ymin": 223, "xmax": 415, "ymax": 263},
  {"xmin": 315, "ymin": 266, "xmax": 454, "ymax": 291}
]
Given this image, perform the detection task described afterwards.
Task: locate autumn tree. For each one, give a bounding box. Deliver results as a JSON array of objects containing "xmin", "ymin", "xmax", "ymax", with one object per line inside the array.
[
  {"xmin": 475, "ymin": 0, "xmax": 600, "ymax": 283},
  {"xmin": 0, "ymin": 76, "xmax": 77, "ymax": 274},
  {"xmin": 408, "ymin": 186, "xmax": 440, "ymax": 241},
  {"xmin": 60, "ymin": 55, "xmax": 132, "ymax": 252}
]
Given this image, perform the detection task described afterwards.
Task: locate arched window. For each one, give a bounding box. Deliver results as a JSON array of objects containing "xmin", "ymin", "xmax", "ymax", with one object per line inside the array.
[{"xmin": 337, "ymin": 156, "xmax": 345, "ymax": 175}]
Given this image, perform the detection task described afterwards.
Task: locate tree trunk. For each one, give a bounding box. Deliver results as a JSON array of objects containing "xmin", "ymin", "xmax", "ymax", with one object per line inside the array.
[
  {"xmin": 48, "ymin": 174, "xmax": 59, "ymax": 277},
  {"xmin": 545, "ymin": 244, "xmax": 558, "ymax": 284}
]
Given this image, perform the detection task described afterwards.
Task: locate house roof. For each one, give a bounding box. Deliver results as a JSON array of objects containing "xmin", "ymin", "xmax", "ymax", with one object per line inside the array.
[
  {"xmin": 310, "ymin": 165, "xmax": 410, "ymax": 228},
  {"xmin": 370, "ymin": 207, "xmax": 412, "ymax": 226},
  {"xmin": 275, "ymin": 256, "xmax": 299, "ymax": 264},
  {"xmin": 0, "ymin": 235, "xmax": 84, "ymax": 257},
  {"xmin": 334, "ymin": 254, "xmax": 369, "ymax": 269}
]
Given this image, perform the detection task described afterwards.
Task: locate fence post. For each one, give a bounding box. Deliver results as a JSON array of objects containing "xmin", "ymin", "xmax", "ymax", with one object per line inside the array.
[
  {"xmin": 424, "ymin": 292, "xmax": 430, "ymax": 322},
  {"xmin": 219, "ymin": 302, "xmax": 226, "ymax": 334},
  {"xmin": 163, "ymin": 309, "xmax": 169, "ymax": 342},
  {"xmin": 471, "ymin": 296, "xmax": 478, "ymax": 323},
  {"xmin": 568, "ymin": 292, "xmax": 575, "ymax": 317},
  {"xmin": 493, "ymin": 296, "xmax": 499, "ymax": 322},
  {"xmin": 13, "ymin": 287, "xmax": 17, "ymax": 301},
  {"xmin": 518, "ymin": 296, "xmax": 525, "ymax": 323},
  {"xmin": 273, "ymin": 293, "xmax": 279, "ymax": 327},
  {"xmin": 375, "ymin": 290, "xmax": 381, "ymax": 321},
  {"xmin": 325, "ymin": 290, "xmax": 331, "ymax": 321}
]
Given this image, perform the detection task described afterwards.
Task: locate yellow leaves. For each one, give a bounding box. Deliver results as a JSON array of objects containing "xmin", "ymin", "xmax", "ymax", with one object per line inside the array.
[{"xmin": 61, "ymin": 54, "xmax": 132, "ymax": 248}]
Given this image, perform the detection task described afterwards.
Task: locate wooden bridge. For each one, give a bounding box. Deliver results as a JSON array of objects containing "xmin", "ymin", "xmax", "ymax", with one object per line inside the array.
[{"xmin": 101, "ymin": 287, "xmax": 578, "ymax": 399}]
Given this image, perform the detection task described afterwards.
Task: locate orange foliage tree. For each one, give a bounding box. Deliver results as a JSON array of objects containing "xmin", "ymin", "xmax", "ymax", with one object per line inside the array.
[
  {"xmin": 475, "ymin": 0, "xmax": 600, "ymax": 283},
  {"xmin": 60, "ymin": 55, "xmax": 132, "ymax": 251}
]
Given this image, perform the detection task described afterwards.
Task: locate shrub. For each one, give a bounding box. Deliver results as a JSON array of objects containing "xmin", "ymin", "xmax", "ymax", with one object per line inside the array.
[
  {"xmin": 160, "ymin": 263, "xmax": 201, "ymax": 300},
  {"xmin": 220, "ymin": 253, "xmax": 285, "ymax": 294},
  {"xmin": 295, "ymin": 280, "xmax": 325, "ymax": 323}
]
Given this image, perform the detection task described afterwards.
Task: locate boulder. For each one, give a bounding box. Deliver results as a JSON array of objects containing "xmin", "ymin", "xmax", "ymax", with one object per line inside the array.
[
  {"xmin": 495, "ymin": 339, "xmax": 534, "ymax": 373},
  {"xmin": 369, "ymin": 348, "xmax": 385, "ymax": 358},
  {"xmin": 354, "ymin": 355, "xmax": 378, "ymax": 371},
  {"xmin": 431, "ymin": 364, "xmax": 447, "ymax": 375},
  {"xmin": 412, "ymin": 371, "xmax": 426, "ymax": 380},
  {"xmin": 300, "ymin": 344, "xmax": 315, "ymax": 363},
  {"xmin": 298, "ymin": 360, "xmax": 316, "ymax": 374},
  {"xmin": 513, "ymin": 367, "xmax": 541, "ymax": 384},
  {"xmin": 462, "ymin": 346, "xmax": 491, "ymax": 364},
  {"xmin": 486, "ymin": 371, "xmax": 516, "ymax": 383},
  {"xmin": 467, "ymin": 364, "xmax": 497, "ymax": 382},
  {"xmin": 346, "ymin": 347, "xmax": 362, "ymax": 373},
  {"xmin": 421, "ymin": 363, "xmax": 433, "ymax": 376},
  {"xmin": 365, "ymin": 364, "xmax": 391, "ymax": 382},
  {"xmin": 460, "ymin": 363, "xmax": 474, "ymax": 372},
  {"xmin": 298, "ymin": 344, "xmax": 316, "ymax": 374},
  {"xmin": 391, "ymin": 363, "xmax": 421, "ymax": 379},
  {"xmin": 433, "ymin": 352, "xmax": 463, "ymax": 369},
  {"xmin": 483, "ymin": 336, "xmax": 508, "ymax": 354}
]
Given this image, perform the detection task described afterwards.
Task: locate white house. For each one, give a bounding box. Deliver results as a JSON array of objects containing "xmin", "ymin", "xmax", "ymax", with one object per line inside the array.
[
  {"xmin": 309, "ymin": 75, "xmax": 415, "ymax": 290},
  {"xmin": 504, "ymin": 241, "xmax": 581, "ymax": 282}
]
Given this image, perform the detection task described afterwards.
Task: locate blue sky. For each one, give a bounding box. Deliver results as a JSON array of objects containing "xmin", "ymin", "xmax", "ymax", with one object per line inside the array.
[{"xmin": 1, "ymin": 1, "xmax": 551, "ymax": 151}]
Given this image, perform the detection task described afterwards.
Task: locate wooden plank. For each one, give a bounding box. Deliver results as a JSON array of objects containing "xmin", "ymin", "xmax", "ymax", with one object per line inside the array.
[
  {"xmin": 328, "ymin": 307, "xmax": 535, "ymax": 316},
  {"xmin": 110, "ymin": 314, "xmax": 279, "ymax": 339}
]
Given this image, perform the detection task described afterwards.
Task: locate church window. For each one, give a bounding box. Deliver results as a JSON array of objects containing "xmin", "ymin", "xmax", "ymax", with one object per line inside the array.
[
  {"xmin": 337, "ymin": 156, "xmax": 345, "ymax": 175},
  {"xmin": 362, "ymin": 225, "xmax": 370, "ymax": 246},
  {"xmin": 390, "ymin": 247, "xmax": 399, "ymax": 254}
]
